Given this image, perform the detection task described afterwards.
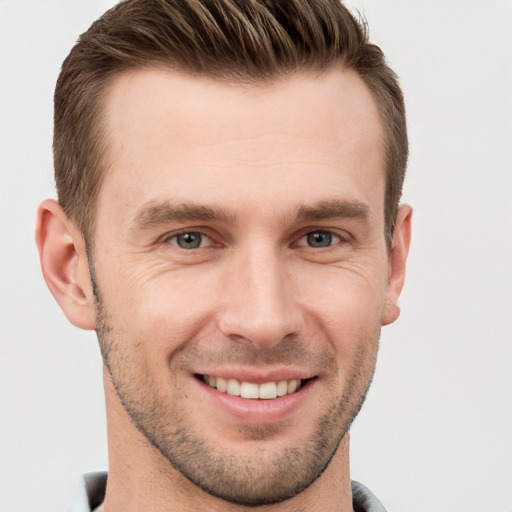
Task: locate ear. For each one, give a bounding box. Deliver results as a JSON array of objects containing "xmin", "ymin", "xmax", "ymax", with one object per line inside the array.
[
  {"xmin": 35, "ymin": 199, "xmax": 96, "ymax": 330},
  {"xmin": 381, "ymin": 204, "xmax": 413, "ymax": 326}
]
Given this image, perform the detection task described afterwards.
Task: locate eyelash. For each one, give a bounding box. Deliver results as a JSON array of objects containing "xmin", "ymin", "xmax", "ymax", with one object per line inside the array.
[
  {"xmin": 163, "ymin": 229, "xmax": 215, "ymax": 249},
  {"xmin": 294, "ymin": 230, "xmax": 344, "ymax": 248},
  {"xmin": 162, "ymin": 228, "xmax": 349, "ymax": 251}
]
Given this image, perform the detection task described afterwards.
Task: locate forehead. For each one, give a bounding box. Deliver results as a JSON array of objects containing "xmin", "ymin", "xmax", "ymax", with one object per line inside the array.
[{"xmin": 97, "ymin": 67, "xmax": 385, "ymax": 226}]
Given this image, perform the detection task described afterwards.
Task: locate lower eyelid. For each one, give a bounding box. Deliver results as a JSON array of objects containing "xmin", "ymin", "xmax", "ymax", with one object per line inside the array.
[
  {"xmin": 164, "ymin": 231, "xmax": 213, "ymax": 247},
  {"xmin": 161, "ymin": 230, "xmax": 348, "ymax": 249},
  {"xmin": 295, "ymin": 231, "xmax": 344, "ymax": 247}
]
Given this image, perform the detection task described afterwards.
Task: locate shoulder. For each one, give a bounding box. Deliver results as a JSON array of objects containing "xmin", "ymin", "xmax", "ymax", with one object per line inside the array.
[
  {"xmin": 66, "ymin": 472, "xmax": 107, "ymax": 512},
  {"xmin": 351, "ymin": 480, "xmax": 387, "ymax": 512}
]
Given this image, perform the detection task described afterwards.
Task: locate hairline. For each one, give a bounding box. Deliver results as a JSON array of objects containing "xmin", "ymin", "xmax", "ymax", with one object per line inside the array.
[{"xmin": 80, "ymin": 62, "xmax": 395, "ymax": 253}]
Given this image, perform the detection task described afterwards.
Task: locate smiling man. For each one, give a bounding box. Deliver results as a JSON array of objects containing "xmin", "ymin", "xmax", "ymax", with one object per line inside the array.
[{"xmin": 36, "ymin": 1, "xmax": 411, "ymax": 511}]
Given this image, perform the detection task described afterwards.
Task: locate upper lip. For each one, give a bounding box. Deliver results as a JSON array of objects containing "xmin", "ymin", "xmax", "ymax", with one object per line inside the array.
[{"xmin": 193, "ymin": 368, "xmax": 316, "ymax": 384}]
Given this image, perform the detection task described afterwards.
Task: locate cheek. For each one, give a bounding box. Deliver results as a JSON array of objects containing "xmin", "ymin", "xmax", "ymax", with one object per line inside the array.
[
  {"xmin": 296, "ymin": 261, "xmax": 388, "ymax": 322},
  {"xmin": 104, "ymin": 267, "xmax": 220, "ymax": 358},
  {"xmin": 294, "ymin": 263, "xmax": 386, "ymax": 362}
]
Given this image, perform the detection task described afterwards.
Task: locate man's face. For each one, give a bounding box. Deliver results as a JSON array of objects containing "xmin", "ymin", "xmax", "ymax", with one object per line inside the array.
[{"xmin": 91, "ymin": 67, "xmax": 393, "ymax": 505}]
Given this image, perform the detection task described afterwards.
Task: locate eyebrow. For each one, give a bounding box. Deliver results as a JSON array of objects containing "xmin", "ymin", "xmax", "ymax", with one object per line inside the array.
[
  {"xmin": 132, "ymin": 198, "xmax": 370, "ymax": 231},
  {"xmin": 132, "ymin": 200, "xmax": 237, "ymax": 230},
  {"xmin": 295, "ymin": 199, "xmax": 370, "ymax": 223}
]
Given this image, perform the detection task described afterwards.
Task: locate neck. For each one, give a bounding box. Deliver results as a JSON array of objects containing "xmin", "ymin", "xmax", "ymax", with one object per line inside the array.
[{"xmin": 102, "ymin": 371, "xmax": 354, "ymax": 512}]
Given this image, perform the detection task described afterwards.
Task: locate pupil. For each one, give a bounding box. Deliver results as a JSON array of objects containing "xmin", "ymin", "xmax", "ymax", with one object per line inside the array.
[
  {"xmin": 178, "ymin": 232, "xmax": 201, "ymax": 249},
  {"xmin": 308, "ymin": 232, "xmax": 332, "ymax": 247}
]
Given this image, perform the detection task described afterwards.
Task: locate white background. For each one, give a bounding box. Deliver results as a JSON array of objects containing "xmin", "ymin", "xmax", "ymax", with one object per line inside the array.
[{"xmin": 1, "ymin": 1, "xmax": 511, "ymax": 510}]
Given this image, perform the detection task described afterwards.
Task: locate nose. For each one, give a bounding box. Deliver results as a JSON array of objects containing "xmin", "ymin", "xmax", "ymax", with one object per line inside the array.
[{"xmin": 217, "ymin": 245, "xmax": 303, "ymax": 349}]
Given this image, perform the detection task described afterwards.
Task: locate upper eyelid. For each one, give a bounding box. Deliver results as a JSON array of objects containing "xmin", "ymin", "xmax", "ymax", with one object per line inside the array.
[
  {"xmin": 292, "ymin": 227, "xmax": 351, "ymax": 243},
  {"xmin": 158, "ymin": 227, "xmax": 351, "ymax": 246},
  {"xmin": 160, "ymin": 227, "xmax": 215, "ymax": 243},
  {"xmin": 293, "ymin": 231, "xmax": 342, "ymax": 247}
]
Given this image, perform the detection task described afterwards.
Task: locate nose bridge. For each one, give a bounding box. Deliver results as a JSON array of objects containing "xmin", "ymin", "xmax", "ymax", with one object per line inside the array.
[{"xmin": 218, "ymin": 240, "xmax": 300, "ymax": 347}]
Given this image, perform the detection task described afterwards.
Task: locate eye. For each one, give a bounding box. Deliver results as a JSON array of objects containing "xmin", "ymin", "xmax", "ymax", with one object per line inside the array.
[
  {"xmin": 167, "ymin": 231, "xmax": 212, "ymax": 250},
  {"xmin": 297, "ymin": 230, "xmax": 341, "ymax": 248}
]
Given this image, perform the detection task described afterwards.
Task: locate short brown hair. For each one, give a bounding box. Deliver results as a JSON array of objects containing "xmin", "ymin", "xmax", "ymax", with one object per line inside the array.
[{"xmin": 54, "ymin": 0, "xmax": 407, "ymax": 249}]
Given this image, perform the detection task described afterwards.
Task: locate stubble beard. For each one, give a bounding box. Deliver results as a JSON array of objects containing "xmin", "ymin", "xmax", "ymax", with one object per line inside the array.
[{"xmin": 92, "ymin": 276, "xmax": 379, "ymax": 506}]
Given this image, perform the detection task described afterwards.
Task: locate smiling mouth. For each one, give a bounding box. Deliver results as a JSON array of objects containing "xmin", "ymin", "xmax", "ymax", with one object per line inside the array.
[{"xmin": 198, "ymin": 375, "xmax": 310, "ymax": 400}]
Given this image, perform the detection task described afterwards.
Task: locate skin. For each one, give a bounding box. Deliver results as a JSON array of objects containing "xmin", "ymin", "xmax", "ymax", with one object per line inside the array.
[{"xmin": 36, "ymin": 67, "xmax": 412, "ymax": 512}]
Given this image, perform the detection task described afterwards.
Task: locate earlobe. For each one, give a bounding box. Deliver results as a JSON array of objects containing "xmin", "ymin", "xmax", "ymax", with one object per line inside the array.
[
  {"xmin": 35, "ymin": 199, "xmax": 96, "ymax": 330},
  {"xmin": 381, "ymin": 204, "xmax": 413, "ymax": 326}
]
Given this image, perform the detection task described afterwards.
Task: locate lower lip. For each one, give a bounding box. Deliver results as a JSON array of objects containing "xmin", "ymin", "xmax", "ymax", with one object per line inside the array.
[{"xmin": 196, "ymin": 377, "xmax": 315, "ymax": 425}]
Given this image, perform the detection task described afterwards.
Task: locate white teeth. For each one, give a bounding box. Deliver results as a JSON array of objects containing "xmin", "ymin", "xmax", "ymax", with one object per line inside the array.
[
  {"xmin": 226, "ymin": 378, "xmax": 241, "ymax": 396},
  {"xmin": 216, "ymin": 376, "xmax": 227, "ymax": 392},
  {"xmin": 259, "ymin": 382, "xmax": 277, "ymax": 399},
  {"xmin": 276, "ymin": 380, "xmax": 288, "ymax": 396},
  {"xmin": 203, "ymin": 375, "xmax": 305, "ymax": 400},
  {"xmin": 288, "ymin": 379, "xmax": 298, "ymax": 394},
  {"xmin": 240, "ymin": 382, "xmax": 259, "ymax": 399}
]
